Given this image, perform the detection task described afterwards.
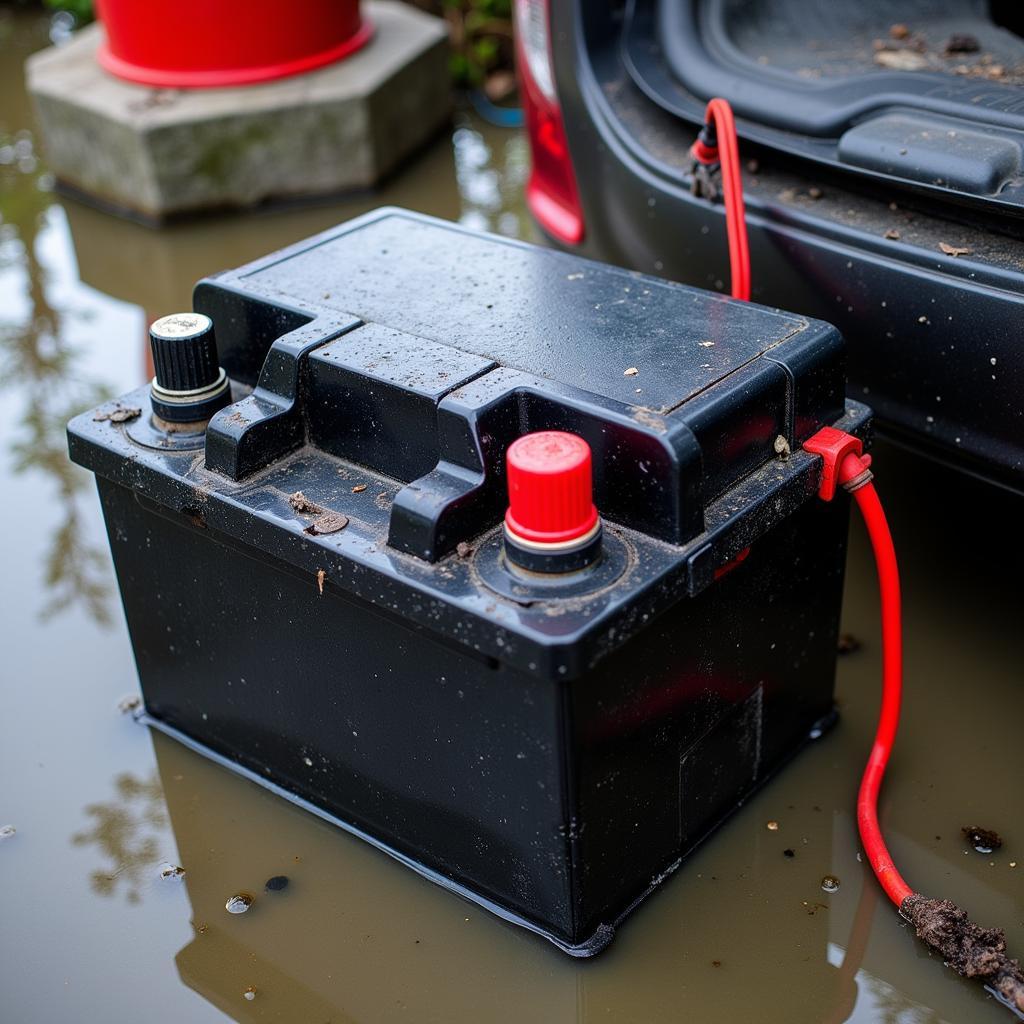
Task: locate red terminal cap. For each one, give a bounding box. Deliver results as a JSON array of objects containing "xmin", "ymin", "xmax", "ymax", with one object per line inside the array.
[{"xmin": 505, "ymin": 431, "xmax": 599, "ymax": 546}]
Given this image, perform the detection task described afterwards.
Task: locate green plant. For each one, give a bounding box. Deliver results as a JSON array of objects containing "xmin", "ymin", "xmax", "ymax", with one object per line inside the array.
[
  {"xmin": 413, "ymin": 0, "xmax": 516, "ymax": 93},
  {"xmin": 44, "ymin": 0, "xmax": 95, "ymax": 24}
]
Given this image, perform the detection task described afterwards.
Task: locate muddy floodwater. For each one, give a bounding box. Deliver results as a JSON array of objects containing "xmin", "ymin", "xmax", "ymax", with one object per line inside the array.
[{"xmin": 1, "ymin": 10, "xmax": 1022, "ymax": 1023}]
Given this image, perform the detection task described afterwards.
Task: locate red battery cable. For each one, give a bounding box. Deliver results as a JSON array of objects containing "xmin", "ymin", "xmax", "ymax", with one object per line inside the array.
[
  {"xmin": 837, "ymin": 451, "xmax": 913, "ymax": 907},
  {"xmin": 693, "ymin": 101, "xmax": 909, "ymax": 905},
  {"xmin": 700, "ymin": 98, "xmax": 1024, "ymax": 1012}
]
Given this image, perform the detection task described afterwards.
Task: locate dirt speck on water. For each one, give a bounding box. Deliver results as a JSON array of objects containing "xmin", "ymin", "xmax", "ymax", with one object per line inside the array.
[
  {"xmin": 116, "ymin": 694, "xmax": 141, "ymax": 714},
  {"xmin": 316, "ymin": 569, "xmax": 326, "ymax": 596},
  {"xmin": 837, "ymin": 633, "xmax": 862, "ymax": 655},
  {"xmin": 225, "ymin": 893, "xmax": 254, "ymax": 914},
  {"xmin": 265, "ymin": 875, "xmax": 289, "ymax": 892},
  {"xmin": 962, "ymin": 825, "xmax": 1003, "ymax": 854},
  {"xmin": 902, "ymin": 895, "xmax": 1024, "ymax": 1013},
  {"xmin": 159, "ymin": 862, "xmax": 185, "ymax": 880},
  {"xmin": 821, "ymin": 875, "xmax": 841, "ymax": 893},
  {"xmin": 243, "ymin": 986, "xmax": 257, "ymax": 1001},
  {"xmin": 766, "ymin": 820, "xmax": 779, "ymax": 831}
]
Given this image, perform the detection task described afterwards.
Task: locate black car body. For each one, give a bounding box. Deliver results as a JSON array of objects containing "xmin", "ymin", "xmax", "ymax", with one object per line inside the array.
[{"xmin": 515, "ymin": 0, "xmax": 1024, "ymax": 492}]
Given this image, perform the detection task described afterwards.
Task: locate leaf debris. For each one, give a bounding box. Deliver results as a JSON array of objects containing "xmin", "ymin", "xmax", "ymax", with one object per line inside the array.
[{"xmin": 938, "ymin": 242, "xmax": 971, "ymax": 257}]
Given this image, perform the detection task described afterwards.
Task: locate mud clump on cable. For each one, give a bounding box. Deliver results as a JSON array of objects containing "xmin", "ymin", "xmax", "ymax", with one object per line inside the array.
[{"xmin": 901, "ymin": 895, "xmax": 1024, "ymax": 1013}]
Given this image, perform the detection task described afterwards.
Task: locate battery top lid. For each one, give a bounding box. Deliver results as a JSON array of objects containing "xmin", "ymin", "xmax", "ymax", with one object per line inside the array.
[{"xmin": 233, "ymin": 210, "xmax": 827, "ymax": 416}]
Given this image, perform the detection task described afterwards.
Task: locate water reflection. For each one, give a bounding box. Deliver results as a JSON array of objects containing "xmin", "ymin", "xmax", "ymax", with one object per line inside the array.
[
  {"xmin": 149, "ymin": 729, "xmax": 856, "ymax": 1023},
  {"xmin": 71, "ymin": 771, "xmax": 169, "ymax": 904},
  {"xmin": 0, "ymin": 97, "xmax": 529, "ymax": 633},
  {"xmin": 453, "ymin": 114, "xmax": 529, "ymax": 237},
  {"xmin": 0, "ymin": 126, "xmax": 118, "ymax": 625}
]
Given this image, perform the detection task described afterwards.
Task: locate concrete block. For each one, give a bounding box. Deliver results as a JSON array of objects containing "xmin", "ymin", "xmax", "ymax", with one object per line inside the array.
[{"xmin": 26, "ymin": 1, "xmax": 451, "ymax": 221}]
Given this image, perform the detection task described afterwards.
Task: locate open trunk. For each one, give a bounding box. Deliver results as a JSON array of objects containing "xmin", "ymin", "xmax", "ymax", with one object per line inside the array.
[{"xmin": 624, "ymin": 0, "xmax": 1024, "ymax": 219}]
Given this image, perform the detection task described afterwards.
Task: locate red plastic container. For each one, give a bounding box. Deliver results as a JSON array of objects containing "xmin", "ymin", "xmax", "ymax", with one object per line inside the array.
[{"xmin": 94, "ymin": 0, "xmax": 374, "ymax": 89}]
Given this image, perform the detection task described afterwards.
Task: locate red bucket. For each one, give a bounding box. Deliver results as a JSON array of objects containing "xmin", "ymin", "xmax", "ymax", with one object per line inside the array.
[{"xmin": 94, "ymin": 0, "xmax": 374, "ymax": 89}]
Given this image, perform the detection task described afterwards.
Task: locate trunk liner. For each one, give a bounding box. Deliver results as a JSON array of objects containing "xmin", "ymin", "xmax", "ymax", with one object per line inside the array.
[{"xmin": 623, "ymin": 0, "xmax": 1024, "ymax": 213}]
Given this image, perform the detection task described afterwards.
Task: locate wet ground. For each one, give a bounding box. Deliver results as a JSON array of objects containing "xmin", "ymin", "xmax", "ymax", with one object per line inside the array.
[{"xmin": 1, "ymin": 9, "xmax": 1022, "ymax": 1023}]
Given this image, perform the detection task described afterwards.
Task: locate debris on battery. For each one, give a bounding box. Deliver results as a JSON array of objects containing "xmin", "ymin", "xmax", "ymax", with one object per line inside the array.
[
  {"xmin": 289, "ymin": 492, "xmax": 349, "ymax": 535},
  {"xmin": 306, "ymin": 512, "xmax": 348, "ymax": 536},
  {"xmin": 93, "ymin": 405, "xmax": 141, "ymax": 424},
  {"xmin": 288, "ymin": 491, "xmax": 321, "ymax": 514}
]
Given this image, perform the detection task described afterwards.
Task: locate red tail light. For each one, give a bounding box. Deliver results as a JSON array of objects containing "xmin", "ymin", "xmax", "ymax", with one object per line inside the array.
[{"xmin": 514, "ymin": 0, "xmax": 585, "ymax": 245}]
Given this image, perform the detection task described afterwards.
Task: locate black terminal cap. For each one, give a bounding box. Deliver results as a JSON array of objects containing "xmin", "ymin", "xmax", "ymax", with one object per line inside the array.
[{"xmin": 149, "ymin": 312, "xmax": 231, "ymax": 423}]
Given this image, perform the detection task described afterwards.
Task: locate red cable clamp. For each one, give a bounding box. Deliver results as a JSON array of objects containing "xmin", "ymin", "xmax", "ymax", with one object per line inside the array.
[{"xmin": 803, "ymin": 426, "xmax": 873, "ymax": 502}]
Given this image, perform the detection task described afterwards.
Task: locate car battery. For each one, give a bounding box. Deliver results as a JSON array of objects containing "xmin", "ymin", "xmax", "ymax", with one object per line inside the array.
[{"xmin": 68, "ymin": 208, "xmax": 869, "ymax": 956}]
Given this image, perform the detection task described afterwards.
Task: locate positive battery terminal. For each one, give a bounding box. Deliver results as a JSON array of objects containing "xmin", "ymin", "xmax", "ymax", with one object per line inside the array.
[{"xmin": 503, "ymin": 430, "xmax": 602, "ymax": 574}]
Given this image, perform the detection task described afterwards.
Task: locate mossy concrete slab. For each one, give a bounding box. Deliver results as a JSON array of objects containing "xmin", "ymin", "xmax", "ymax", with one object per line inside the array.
[{"xmin": 26, "ymin": 2, "xmax": 450, "ymax": 221}]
